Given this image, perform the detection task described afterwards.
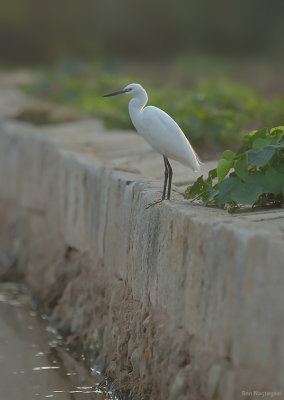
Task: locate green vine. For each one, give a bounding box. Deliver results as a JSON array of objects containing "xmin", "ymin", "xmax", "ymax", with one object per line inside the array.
[{"xmin": 185, "ymin": 126, "xmax": 284, "ymax": 210}]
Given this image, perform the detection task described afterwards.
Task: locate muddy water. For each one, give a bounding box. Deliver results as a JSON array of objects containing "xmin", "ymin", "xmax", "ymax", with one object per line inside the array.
[{"xmin": 0, "ymin": 282, "xmax": 121, "ymax": 400}]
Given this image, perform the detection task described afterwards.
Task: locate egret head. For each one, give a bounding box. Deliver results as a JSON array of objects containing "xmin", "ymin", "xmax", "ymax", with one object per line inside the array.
[{"xmin": 103, "ymin": 83, "xmax": 144, "ymax": 97}]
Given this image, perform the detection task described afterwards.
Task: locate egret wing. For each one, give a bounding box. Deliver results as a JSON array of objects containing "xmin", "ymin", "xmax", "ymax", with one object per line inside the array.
[{"xmin": 140, "ymin": 106, "xmax": 200, "ymax": 170}]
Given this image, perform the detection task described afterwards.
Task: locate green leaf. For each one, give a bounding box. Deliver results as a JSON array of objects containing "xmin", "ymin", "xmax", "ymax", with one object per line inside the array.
[
  {"xmin": 203, "ymin": 190, "xmax": 219, "ymax": 206},
  {"xmin": 234, "ymin": 156, "xmax": 248, "ymax": 181},
  {"xmin": 247, "ymin": 147, "xmax": 275, "ymax": 167},
  {"xmin": 208, "ymin": 168, "xmax": 217, "ymax": 181},
  {"xmin": 218, "ymin": 177, "xmax": 239, "ymax": 204},
  {"xmin": 242, "ymin": 134, "xmax": 253, "ymax": 146},
  {"xmin": 217, "ymin": 159, "xmax": 233, "ymax": 183},
  {"xmin": 250, "ymin": 128, "xmax": 268, "ymax": 138},
  {"xmin": 185, "ymin": 124, "xmax": 284, "ymax": 210},
  {"xmin": 221, "ymin": 150, "xmax": 235, "ymax": 160},
  {"xmin": 243, "ymin": 128, "xmax": 267, "ymax": 146},
  {"xmin": 231, "ymin": 181, "xmax": 262, "ymax": 205},
  {"xmin": 270, "ymin": 129, "xmax": 284, "ymax": 145},
  {"xmin": 264, "ymin": 168, "xmax": 284, "ymax": 195},
  {"xmin": 277, "ymin": 165, "xmax": 284, "ymax": 173},
  {"xmin": 185, "ymin": 175, "xmax": 208, "ymax": 199},
  {"xmin": 271, "ymin": 126, "xmax": 284, "ymax": 134},
  {"xmin": 245, "ymin": 172, "xmax": 265, "ymax": 186},
  {"xmin": 252, "ymin": 138, "xmax": 271, "ymax": 149}
]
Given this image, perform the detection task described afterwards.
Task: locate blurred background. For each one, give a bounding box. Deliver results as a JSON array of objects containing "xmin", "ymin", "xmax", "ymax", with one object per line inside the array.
[
  {"xmin": 1, "ymin": 0, "xmax": 284, "ymax": 65},
  {"xmin": 1, "ymin": 0, "xmax": 284, "ymax": 154}
]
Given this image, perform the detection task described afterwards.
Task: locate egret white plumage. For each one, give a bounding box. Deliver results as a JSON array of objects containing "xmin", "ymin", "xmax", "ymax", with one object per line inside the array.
[{"xmin": 103, "ymin": 83, "xmax": 201, "ymax": 200}]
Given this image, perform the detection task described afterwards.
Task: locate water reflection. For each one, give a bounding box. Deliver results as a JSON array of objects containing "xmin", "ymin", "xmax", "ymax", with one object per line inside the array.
[{"xmin": 0, "ymin": 282, "xmax": 122, "ymax": 400}]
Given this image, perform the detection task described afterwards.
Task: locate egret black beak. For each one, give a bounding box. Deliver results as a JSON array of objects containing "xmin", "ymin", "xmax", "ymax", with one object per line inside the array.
[{"xmin": 103, "ymin": 89, "xmax": 128, "ymax": 97}]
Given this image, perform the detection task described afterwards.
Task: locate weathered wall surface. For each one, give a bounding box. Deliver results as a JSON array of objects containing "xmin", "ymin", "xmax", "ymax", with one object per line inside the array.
[{"xmin": 0, "ymin": 118, "xmax": 284, "ymax": 400}]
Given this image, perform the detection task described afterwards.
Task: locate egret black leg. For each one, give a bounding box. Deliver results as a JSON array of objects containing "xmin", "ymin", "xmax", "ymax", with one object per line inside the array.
[
  {"xmin": 165, "ymin": 157, "xmax": 173, "ymax": 200},
  {"xmin": 162, "ymin": 155, "xmax": 169, "ymax": 200}
]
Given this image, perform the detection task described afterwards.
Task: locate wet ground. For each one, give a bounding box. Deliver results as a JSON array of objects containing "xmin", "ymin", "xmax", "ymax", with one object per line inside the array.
[{"xmin": 0, "ymin": 282, "xmax": 121, "ymax": 400}]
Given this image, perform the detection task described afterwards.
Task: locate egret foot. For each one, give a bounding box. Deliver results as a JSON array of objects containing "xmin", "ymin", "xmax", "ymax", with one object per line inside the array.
[{"xmin": 145, "ymin": 199, "xmax": 164, "ymax": 209}]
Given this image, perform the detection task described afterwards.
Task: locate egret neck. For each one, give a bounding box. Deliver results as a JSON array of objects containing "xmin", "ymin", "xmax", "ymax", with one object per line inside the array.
[{"xmin": 128, "ymin": 86, "xmax": 148, "ymax": 129}]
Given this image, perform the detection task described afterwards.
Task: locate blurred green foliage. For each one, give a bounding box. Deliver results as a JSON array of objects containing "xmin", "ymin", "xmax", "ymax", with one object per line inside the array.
[{"xmin": 26, "ymin": 62, "xmax": 284, "ymax": 148}]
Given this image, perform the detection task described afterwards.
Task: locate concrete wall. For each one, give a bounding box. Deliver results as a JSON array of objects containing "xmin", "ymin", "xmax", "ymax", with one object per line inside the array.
[{"xmin": 0, "ymin": 119, "xmax": 284, "ymax": 400}]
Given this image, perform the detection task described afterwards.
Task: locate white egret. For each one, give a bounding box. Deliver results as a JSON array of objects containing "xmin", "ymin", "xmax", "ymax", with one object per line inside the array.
[{"xmin": 103, "ymin": 83, "xmax": 200, "ymax": 201}]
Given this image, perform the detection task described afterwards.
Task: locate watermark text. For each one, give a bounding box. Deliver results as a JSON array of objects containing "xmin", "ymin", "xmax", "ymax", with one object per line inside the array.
[{"xmin": 242, "ymin": 391, "xmax": 282, "ymax": 398}]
